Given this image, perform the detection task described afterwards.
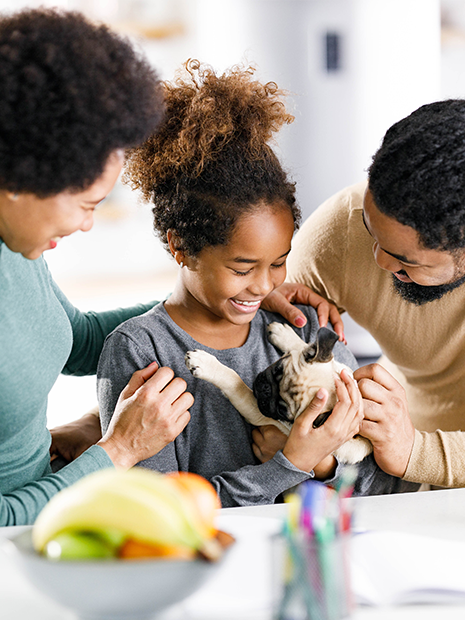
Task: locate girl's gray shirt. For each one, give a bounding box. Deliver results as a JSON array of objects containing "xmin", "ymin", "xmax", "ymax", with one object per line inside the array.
[{"xmin": 97, "ymin": 303, "xmax": 419, "ymax": 507}]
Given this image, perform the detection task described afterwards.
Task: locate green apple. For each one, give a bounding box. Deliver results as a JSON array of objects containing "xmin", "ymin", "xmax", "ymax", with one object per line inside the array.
[{"xmin": 44, "ymin": 530, "xmax": 121, "ymax": 561}]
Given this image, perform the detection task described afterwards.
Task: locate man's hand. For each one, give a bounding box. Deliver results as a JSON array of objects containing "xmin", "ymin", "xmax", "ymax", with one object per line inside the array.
[
  {"xmin": 355, "ymin": 363, "xmax": 415, "ymax": 478},
  {"xmin": 49, "ymin": 412, "xmax": 102, "ymax": 464},
  {"xmin": 262, "ymin": 282, "xmax": 346, "ymax": 342},
  {"xmin": 98, "ymin": 362, "xmax": 193, "ymax": 469}
]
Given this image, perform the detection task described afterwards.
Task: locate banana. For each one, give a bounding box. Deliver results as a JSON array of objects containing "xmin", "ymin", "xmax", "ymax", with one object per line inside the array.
[{"xmin": 33, "ymin": 468, "xmax": 212, "ymax": 555}]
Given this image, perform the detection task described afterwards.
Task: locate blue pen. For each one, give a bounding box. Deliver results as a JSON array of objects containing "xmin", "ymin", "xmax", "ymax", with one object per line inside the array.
[{"xmin": 298, "ymin": 482, "xmax": 315, "ymax": 537}]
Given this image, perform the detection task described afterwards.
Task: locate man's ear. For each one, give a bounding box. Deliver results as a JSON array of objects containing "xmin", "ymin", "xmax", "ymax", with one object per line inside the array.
[{"xmin": 167, "ymin": 230, "xmax": 185, "ymax": 268}]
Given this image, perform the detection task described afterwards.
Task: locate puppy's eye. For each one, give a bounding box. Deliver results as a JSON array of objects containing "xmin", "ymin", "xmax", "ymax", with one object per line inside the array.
[
  {"xmin": 303, "ymin": 345, "xmax": 317, "ymax": 363},
  {"xmin": 272, "ymin": 361, "xmax": 284, "ymax": 381}
]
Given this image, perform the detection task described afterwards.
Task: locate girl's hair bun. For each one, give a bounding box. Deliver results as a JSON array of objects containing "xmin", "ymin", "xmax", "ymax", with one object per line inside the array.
[{"xmin": 125, "ymin": 59, "xmax": 294, "ymax": 199}]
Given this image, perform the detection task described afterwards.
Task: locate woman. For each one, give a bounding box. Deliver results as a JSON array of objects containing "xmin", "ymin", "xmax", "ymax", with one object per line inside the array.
[
  {"xmin": 0, "ymin": 8, "xmax": 342, "ymax": 525},
  {"xmin": 0, "ymin": 8, "xmax": 198, "ymax": 526}
]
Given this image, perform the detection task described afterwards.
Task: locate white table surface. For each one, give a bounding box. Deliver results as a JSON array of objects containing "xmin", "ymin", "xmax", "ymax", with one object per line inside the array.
[{"xmin": 2, "ymin": 488, "xmax": 465, "ymax": 620}]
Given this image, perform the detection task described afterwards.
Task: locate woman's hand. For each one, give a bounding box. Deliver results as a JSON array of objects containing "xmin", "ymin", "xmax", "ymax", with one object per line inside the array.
[
  {"xmin": 261, "ymin": 282, "xmax": 346, "ymax": 342},
  {"xmin": 49, "ymin": 411, "xmax": 102, "ymax": 464},
  {"xmin": 98, "ymin": 362, "xmax": 193, "ymax": 469},
  {"xmin": 355, "ymin": 363, "xmax": 415, "ymax": 478},
  {"xmin": 282, "ymin": 369, "xmax": 362, "ymax": 474},
  {"xmin": 252, "ymin": 425, "xmax": 287, "ymax": 463}
]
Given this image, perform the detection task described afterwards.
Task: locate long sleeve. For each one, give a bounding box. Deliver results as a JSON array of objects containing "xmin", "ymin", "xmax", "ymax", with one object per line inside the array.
[
  {"xmin": 50, "ymin": 277, "xmax": 157, "ymax": 376},
  {"xmin": 0, "ymin": 446, "xmax": 113, "ymax": 525},
  {"xmin": 403, "ymin": 430, "xmax": 465, "ymax": 488},
  {"xmin": 97, "ymin": 303, "xmax": 412, "ymax": 506},
  {"xmin": 287, "ymin": 183, "xmax": 465, "ymax": 488},
  {"xmin": 98, "ymin": 313, "xmax": 313, "ymax": 507},
  {"xmin": 0, "ymin": 243, "xmax": 159, "ymax": 525},
  {"xmin": 97, "ymin": 324, "xmax": 315, "ymax": 507}
]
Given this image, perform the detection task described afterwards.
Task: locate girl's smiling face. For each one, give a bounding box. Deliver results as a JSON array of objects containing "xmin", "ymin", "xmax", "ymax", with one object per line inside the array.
[{"xmin": 179, "ymin": 204, "xmax": 295, "ymax": 327}]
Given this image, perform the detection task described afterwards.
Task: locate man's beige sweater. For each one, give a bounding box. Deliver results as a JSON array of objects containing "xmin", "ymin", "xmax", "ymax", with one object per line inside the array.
[{"xmin": 287, "ymin": 181, "xmax": 465, "ymax": 487}]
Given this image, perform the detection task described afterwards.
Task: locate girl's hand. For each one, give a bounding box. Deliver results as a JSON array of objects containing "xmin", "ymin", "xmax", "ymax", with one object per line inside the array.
[
  {"xmin": 98, "ymin": 362, "xmax": 194, "ymax": 469},
  {"xmin": 252, "ymin": 425, "xmax": 287, "ymax": 463},
  {"xmin": 355, "ymin": 363, "xmax": 415, "ymax": 478},
  {"xmin": 282, "ymin": 369, "xmax": 363, "ymax": 473},
  {"xmin": 49, "ymin": 411, "xmax": 102, "ymax": 464},
  {"xmin": 252, "ymin": 422, "xmax": 337, "ymax": 480},
  {"xmin": 261, "ymin": 282, "xmax": 346, "ymax": 343}
]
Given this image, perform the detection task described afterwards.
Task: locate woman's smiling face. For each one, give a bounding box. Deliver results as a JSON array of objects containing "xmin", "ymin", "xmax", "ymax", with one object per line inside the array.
[
  {"xmin": 181, "ymin": 203, "xmax": 295, "ymax": 326},
  {"xmin": 0, "ymin": 150, "xmax": 124, "ymax": 260}
]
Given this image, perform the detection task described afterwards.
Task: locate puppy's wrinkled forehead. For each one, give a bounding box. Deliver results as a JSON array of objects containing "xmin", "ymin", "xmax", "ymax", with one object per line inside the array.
[
  {"xmin": 253, "ymin": 327, "xmax": 342, "ymax": 423},
  {"xmin": 278, "ymin": 351, "xmax": 339, "ymax": 417}
]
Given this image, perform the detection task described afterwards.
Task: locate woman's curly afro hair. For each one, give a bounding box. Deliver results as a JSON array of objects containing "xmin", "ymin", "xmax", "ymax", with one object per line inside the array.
[
  {"xmin": 124, "ymin": 60, "xmax": 300, "ymax": 256},
  {"xmin": 0, "ymin": 8, "xmax": 164, "ymax": 196},
  {"xmin": 368, "ymin": 99, "xmax": 465, "ymax": 251}
]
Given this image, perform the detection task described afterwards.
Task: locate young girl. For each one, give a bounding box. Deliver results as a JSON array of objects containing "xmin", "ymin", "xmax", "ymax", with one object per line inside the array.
[{"xmin": 97, "ymin": 61, "xmax": 417, "ymax": 505}]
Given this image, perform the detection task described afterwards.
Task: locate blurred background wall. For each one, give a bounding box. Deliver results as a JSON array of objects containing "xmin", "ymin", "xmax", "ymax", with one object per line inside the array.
[{"xmin": 2, "ymin": 0, "xmax": 464, "ymax": 425}]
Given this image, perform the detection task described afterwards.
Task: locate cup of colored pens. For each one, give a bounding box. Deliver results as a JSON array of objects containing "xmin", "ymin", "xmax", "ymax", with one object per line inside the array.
[{"xmin": 271, "ymin": 467, "xmax": 357, "ymax": 620}]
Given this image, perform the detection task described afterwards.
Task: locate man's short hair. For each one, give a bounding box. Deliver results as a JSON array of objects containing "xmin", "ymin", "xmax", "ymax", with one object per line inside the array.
[{"xmin": 368, "ymin": 99, "xmax": 465, "ymax": 251}]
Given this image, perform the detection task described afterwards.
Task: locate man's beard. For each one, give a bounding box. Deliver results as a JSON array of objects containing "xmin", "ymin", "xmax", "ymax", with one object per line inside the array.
[{"xmin": 392, "ymin": 271, "xmax": 465, "ymax": 305}]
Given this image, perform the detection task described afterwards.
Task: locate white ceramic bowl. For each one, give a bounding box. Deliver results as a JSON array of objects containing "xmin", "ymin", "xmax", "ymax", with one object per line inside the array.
[{"xmin": 2, "ymin": 528, "xmax": 221, "ymax": 620}]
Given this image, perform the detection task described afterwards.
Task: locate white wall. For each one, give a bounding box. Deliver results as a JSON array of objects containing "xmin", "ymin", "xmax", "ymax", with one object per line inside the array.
[{"xmin": 192, "ymin": 0, "xmax": 441, "ymax": 219}]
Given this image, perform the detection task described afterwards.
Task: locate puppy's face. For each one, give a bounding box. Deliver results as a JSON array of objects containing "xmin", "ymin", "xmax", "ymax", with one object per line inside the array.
[{"xmin": 252, "ymin": 327, "xmax": 343, "ymax": 427}]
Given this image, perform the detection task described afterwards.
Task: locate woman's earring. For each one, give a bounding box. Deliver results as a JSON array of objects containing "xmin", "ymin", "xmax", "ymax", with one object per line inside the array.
[
  {"xmin": 7, "ymin": 192, "xmax": 18, "ymax": 202},
  {"xmin": 179, "ymin": 261, "xmax": 184, "ymax": 269}
]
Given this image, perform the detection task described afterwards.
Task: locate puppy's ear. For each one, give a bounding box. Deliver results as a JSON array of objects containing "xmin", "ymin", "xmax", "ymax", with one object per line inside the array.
[{"xmin": 315, "ymin": 327, "xmax": 339, "ymax": 362}]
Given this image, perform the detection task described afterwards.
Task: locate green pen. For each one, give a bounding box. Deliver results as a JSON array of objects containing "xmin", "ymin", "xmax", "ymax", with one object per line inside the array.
[
  {"xmin": 277, "ymin": 526, "xmax": 324, "ymax": 620},
  {"xmin": 315, "ymin": 516, "xmax": 340, "ymax": 620}
]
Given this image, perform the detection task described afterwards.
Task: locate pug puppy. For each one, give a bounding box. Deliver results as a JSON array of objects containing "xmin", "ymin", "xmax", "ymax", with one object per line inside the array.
[{"xmin": 185, "ymin": 322, "xmax": 372, "ymax": 464}]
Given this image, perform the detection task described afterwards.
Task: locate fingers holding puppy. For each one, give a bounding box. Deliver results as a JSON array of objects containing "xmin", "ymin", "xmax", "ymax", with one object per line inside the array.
[
  {"xmin": 283, "ymin": 369, "xmax": 362, "ymax": 475},
  {"xmin": 318, "ymin": 369, "xmax": 363, "ymax": 445},
  {"xmin": 354, "ymin": 363, "xmax": 415, "ymax": 478}
]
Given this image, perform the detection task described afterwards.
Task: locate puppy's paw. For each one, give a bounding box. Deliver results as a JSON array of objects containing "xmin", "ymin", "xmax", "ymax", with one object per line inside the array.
[
  {"xmin": 333, "ymin": 436, "xmax": 373, "ymax": 464},
  {"xmin": 267, "ymin": 322, "xmax": 305, "ymax": 353},
  {"xmin": 185, "ymin": 349, "xmax": 223, "ymax": 381}
]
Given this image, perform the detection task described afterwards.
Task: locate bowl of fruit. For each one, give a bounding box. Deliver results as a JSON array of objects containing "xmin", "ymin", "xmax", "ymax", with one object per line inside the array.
[{"xmin": 2, "ymin": 468, "xmax": 233, "ymax": 620}]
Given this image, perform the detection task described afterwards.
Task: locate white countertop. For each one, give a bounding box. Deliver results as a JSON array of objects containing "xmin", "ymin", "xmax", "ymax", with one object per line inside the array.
[{"xmin": 2, "ymin": 488, "xmax": 465, "ymax": 620}]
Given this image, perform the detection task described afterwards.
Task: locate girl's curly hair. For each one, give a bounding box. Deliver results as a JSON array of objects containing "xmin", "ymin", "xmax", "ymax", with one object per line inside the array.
[
  {"xmin": 0, "ymin": 8, "xmax": 164, "ymax": 196},
  {"xmin": 124, "ymin": 60, "xmax": 300, "ymax": 256}
]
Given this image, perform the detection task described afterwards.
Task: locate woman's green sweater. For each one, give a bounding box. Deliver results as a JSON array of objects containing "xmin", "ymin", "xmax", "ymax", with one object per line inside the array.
[{"xmin": 0, "ymin": 239, "xmax": 155, "ymax": 525}]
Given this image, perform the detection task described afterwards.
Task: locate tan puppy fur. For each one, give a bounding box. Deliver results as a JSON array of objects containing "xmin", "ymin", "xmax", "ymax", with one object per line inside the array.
[{"xmin": 185, "ymin": 322, "xmax": 372, "ymax": 464}]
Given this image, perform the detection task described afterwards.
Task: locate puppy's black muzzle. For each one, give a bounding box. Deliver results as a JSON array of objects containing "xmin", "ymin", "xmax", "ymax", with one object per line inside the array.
[
  {"xmin": 253, "ymin": 358, "xmax": 293, "ymax": 423},
  {"xmin": 253, "ymin": 356, "xmax": 333, "ymax": 428}
]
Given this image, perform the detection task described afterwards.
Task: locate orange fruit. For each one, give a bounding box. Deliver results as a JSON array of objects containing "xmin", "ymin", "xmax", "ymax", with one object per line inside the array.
[
  {"xmin": 167, "ymin": 472, "xmax": 221, "ymax": 536},
  {"xmin": 118, "ymin": 538, "xmax": 195, "ymax": 561}
]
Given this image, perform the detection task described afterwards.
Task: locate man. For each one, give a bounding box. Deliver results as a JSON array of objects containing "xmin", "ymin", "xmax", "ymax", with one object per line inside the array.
[{"xmin": 286, "ymin": 99, "xmax": 465, "ymax": 488}]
